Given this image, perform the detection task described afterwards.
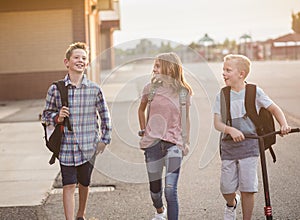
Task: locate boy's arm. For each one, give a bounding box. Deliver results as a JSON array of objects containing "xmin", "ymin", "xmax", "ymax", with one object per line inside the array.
[
  {"xmin": 267, "ymin": 103, "xmax": 291, "ymax": 135},
  {"xmin": 97, "ymin": 90, "xmax": 112, "ymax": 145},
  {"xmin": 42, "ymin": 85, "xmax": 60, "ymax": 126},
  {"xmin": 214, "ymin": 113, "xmax": 245, "ymax": 142}
]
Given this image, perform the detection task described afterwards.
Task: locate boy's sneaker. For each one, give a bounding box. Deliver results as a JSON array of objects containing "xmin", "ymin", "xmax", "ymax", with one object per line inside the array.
[
  {"xmin": 152, "ymin": 206, "xmax": 167, "ymax": 220},
  {"xmin": 224, "ymin": 194, "xmax": 240, "ymax": 220}
]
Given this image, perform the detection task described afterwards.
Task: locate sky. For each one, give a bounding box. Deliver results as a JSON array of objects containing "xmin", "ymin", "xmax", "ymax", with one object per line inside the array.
[{"xmin": 113, "ymin": 0, "xmax": 300, "ymax": 47}]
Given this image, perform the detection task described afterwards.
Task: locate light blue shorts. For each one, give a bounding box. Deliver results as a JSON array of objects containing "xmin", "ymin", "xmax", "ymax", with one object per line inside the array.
[{"xmin": 220, "ymin": 156, "xmax": 259, "ymax": 194}]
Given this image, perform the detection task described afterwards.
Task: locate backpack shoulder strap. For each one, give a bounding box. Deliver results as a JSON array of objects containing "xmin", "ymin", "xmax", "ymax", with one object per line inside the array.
[
  {"xmin": 146, "ymin": 81, "xmax": 162, "ymax": 123},
  {"xmin": 179, "ymin": 87, "xmax": 189, "ymax": 145},
  {"xmin": 54, "ymin": 80, "xmax": 68, "ymax": 107},
  {"xmin": 220, "ymin": 86, "xmax": 231, "ymax": 126},
  {"xmin": 219, "ymin": 86, "xmax": 231, "ymax": 157},
  {"xmin": 53, "ymin": 80, "xmax": 72, "ymax": 131},
  {"xmin": 245, "ymin": 84, "xmax": 262, "ymax": 131},
  {"xmin": 245, "ymin": 83, "xmax": 276, "ymax": 162}
]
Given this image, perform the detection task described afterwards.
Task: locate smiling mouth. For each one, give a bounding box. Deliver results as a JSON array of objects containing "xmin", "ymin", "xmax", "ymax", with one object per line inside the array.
[{"xmin": 76, "ymin": 64, "xmax": 84, "ymax": 68}]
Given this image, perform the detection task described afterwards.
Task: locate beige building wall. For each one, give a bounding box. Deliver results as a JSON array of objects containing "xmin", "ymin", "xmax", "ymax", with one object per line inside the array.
[
  {"xmin": 0, "ymin": 0, "xmax": 87, "ymax": 100},
  {"xmin": 0, "ymin": 0, "xmax": 117, "ymax": 101},
  {"xmin": 0, "ymin": 10, "xmax": 73, "ymax": 74}
]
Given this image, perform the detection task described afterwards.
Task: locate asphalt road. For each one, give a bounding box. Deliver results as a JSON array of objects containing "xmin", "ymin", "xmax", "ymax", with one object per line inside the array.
[{"xmin": 4, "ymin": 60, "xmax": 300, "ymax": 220}]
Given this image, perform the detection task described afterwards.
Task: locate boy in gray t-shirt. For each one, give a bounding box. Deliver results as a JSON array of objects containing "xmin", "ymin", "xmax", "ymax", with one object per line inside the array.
[{"xmin": 213, "ymin": 54, "xmax": 291, "ymax": 220}]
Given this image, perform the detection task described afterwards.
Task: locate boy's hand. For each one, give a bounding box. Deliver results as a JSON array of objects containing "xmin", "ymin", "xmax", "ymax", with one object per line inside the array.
[
  {"xmin": 228, "ymin": 127, "xmax": 245, "ymax": 142},
  {"xmin": 96, "ymin": 142, "xmax": 107, "ymax": 155},
  {"xmin": 280, "ymin": 125, "xmax": 291, "ymax": 136},
  {"xmin": 58, "ymin": 106, "xmax": 70, "ymax": 123}
]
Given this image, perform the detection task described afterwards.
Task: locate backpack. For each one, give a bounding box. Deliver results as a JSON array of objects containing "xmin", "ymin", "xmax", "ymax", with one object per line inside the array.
[
  {"xmin": 42, "ymin": 80, "xmax": 72, "ymax": 165},
  {"xmin": 220, "ymin": 83, "xmax": 277, "ymax": 162}
]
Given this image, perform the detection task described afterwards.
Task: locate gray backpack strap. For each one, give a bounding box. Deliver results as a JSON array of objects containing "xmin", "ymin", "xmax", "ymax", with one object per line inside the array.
[
  {"xmin": 179, "ymin": 87, "xmax": 189, "ymax": 145},
  {"xmin": 146, "ymin": 81, "xmax": 162, "ymax": 123}
]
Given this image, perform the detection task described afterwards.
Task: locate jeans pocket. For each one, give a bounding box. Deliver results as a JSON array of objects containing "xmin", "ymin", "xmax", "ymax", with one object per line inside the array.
[{"xmin": 167, "ymin": 145, "xmax": 182, "ymax": 158}]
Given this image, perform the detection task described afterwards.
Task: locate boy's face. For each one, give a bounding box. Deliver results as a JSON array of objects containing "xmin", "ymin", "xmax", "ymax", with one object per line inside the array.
[
  {"xmin": 64, "ymin": 49, "xmax": 88, "ymax": 73},
  {"xmin": 222, "ymin": 60, "xmax": 244, "ymax": 87}
]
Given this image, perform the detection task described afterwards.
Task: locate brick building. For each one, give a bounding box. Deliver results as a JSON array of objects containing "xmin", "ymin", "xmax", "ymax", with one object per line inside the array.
[{"xmin": 269, "ymin": 33, "xmax": 300, "ymax": 60}]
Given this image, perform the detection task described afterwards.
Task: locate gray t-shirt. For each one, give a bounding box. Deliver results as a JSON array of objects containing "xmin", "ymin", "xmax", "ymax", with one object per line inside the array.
[{"xmin": 213, "ymin": 86, "xmax": 273, "ymax": 160}]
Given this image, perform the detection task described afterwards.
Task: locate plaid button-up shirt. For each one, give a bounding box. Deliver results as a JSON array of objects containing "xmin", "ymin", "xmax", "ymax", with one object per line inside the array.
[{"xmin": 42, "ymin": 74, "xmax": 112, "ymax": 166}]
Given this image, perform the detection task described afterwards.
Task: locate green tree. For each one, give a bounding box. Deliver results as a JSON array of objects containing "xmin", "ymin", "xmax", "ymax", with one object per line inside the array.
[
  {"xmin": 223, "ymin": 38, "xmax": 230, "ymax": 49},
  {"xmin": 188, "ymin": 41, "xmax": 198, "ymax": 49},
  {"xmin": 222, "ymin": 38, "xmax": 237, "ymax": 52},
  {"xmin": 136, "ymin": 39, "xmax": 154, "ymax": 54},
  {"xmin": 292, "ymin": 11, "xmax": 300, "ymax": 33},
  {"xmin": 159, "ymin": 42, "xmax": 173, "ymax": 53}
]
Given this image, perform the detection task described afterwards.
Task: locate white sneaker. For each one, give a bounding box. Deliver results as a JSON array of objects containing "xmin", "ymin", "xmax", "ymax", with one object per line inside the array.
[
  {"xmin": 152, "ymin": 206, "xmax": 167, "ymax": 220},
  {"xmin": 224, "ymin": 194, "xmax": 240, "ymax": 220}
]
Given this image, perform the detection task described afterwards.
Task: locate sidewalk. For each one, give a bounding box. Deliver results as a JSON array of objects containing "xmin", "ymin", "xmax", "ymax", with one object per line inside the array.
[
  {"xmin": 0, "ymin": 99, "xmax": 59, "ymax": 209},
  {"xmin": 0, "ymin": 79, "xmax": 141, "ymax": 218}
]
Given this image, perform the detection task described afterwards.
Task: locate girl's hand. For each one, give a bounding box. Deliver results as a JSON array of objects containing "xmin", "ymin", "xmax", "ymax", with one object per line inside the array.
[{"xmin": 183, "ymin": 144, "xmax": 190, "ymax": 156}]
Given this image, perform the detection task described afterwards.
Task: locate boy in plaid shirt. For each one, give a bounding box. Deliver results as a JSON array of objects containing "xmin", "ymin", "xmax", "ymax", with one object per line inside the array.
[{"xmin": 42, "ymin": 42, "xmax": 112, "ymax": 220}]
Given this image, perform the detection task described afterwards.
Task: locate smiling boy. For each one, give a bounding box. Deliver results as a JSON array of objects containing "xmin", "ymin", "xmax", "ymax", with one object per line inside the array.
[
  {"xmin": 213, "ymin": 54, "xmax": 290, "ymax": 220},
  {"xmin": 42, "ymin": 42, "xmax": 112, "ymax": 220}
]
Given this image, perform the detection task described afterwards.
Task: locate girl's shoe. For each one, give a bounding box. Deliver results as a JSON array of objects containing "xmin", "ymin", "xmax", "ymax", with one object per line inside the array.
[{"xmin": 152, "ymin": 206, "xmax": 167, "ymax": 220}]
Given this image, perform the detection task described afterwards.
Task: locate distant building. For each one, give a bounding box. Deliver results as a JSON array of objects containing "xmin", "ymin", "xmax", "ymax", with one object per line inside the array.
[
  {"xmin": 238, "ymin": 33, "xmax": 300, "ymax": 61},
  {"xmin": 0, "ymin": 0, "xmax": 120, "ymax": 101},
  {"xmin": 268, "ymin": 32, "xmax": 300, "ymax": 60}
]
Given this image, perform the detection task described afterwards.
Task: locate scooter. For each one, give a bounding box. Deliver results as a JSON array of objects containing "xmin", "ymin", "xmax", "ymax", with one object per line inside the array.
[{"xmin": 244, "ymin": 128, "xmax": 300, "ymax": 220}]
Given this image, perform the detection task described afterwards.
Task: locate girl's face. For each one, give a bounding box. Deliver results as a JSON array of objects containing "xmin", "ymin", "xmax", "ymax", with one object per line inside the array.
[{"xmin": 153, "ymin": 60, "xmax": 162, "ymax": 74}]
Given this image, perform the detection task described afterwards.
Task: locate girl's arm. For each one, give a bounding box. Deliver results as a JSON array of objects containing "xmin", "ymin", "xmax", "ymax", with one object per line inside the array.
[
  {"xmin": 138, "ymin": 101, "xmax": 147, "ymax": 134},
  {"xmin": 267, "ymin": 103, "xmax": 291, "ymax": 135}
]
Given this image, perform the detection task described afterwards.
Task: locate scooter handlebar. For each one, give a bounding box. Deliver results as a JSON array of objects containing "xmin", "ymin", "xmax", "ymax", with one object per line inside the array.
[
  {"xmin": 223, "ymin": 128, "xmax": 300, "ymax": 140},
  {"xmin": 270, "ymin": 128, "xmax": 300, "ymax": 137},
  {"xmin": 290, "ymin": 128, "xmax": 300, "ymax": 133}
]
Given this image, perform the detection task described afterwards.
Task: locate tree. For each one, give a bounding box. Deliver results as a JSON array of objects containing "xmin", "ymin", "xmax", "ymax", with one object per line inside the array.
[
  {"xmin": 292, "ymin": 11, "xmax": 300, "ymax": 33},
  {"xmin": 222, "ymin": 38, "xmax": 237, "ymax": 52},
  {"xmin": 159, "ymin": 42, "xmax": 173, "ymax": 53},
  {"xmin": 136, "ymin": 39, "xmax": 154, "ymax": 54}
]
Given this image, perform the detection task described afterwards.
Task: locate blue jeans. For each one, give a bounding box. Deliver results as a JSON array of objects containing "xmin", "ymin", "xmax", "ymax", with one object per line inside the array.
[{"xmin": 144, "ymin": 140, "xmax": 182, "ymax": 220}]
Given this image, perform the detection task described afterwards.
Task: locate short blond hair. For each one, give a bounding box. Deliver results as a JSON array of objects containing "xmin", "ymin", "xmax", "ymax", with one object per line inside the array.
[
  {"xmin": 65, "ymin": 42, "xmax": 89, "ymax": 60},
  {"xmin": 224, "ymin": 54, "xmax": 251, "ymax": 77}
]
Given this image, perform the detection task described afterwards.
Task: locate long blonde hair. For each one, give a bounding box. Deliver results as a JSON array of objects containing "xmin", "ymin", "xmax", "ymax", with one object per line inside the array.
[{"xmin": 151, "ymin": 52, "xmax": 193, "ymax": 95}]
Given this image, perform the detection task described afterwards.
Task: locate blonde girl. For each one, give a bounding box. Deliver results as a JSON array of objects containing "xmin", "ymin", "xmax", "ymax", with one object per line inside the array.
[{"xmin": 138, "ymin": 52, "xmax": 192, "ymax": 220}]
